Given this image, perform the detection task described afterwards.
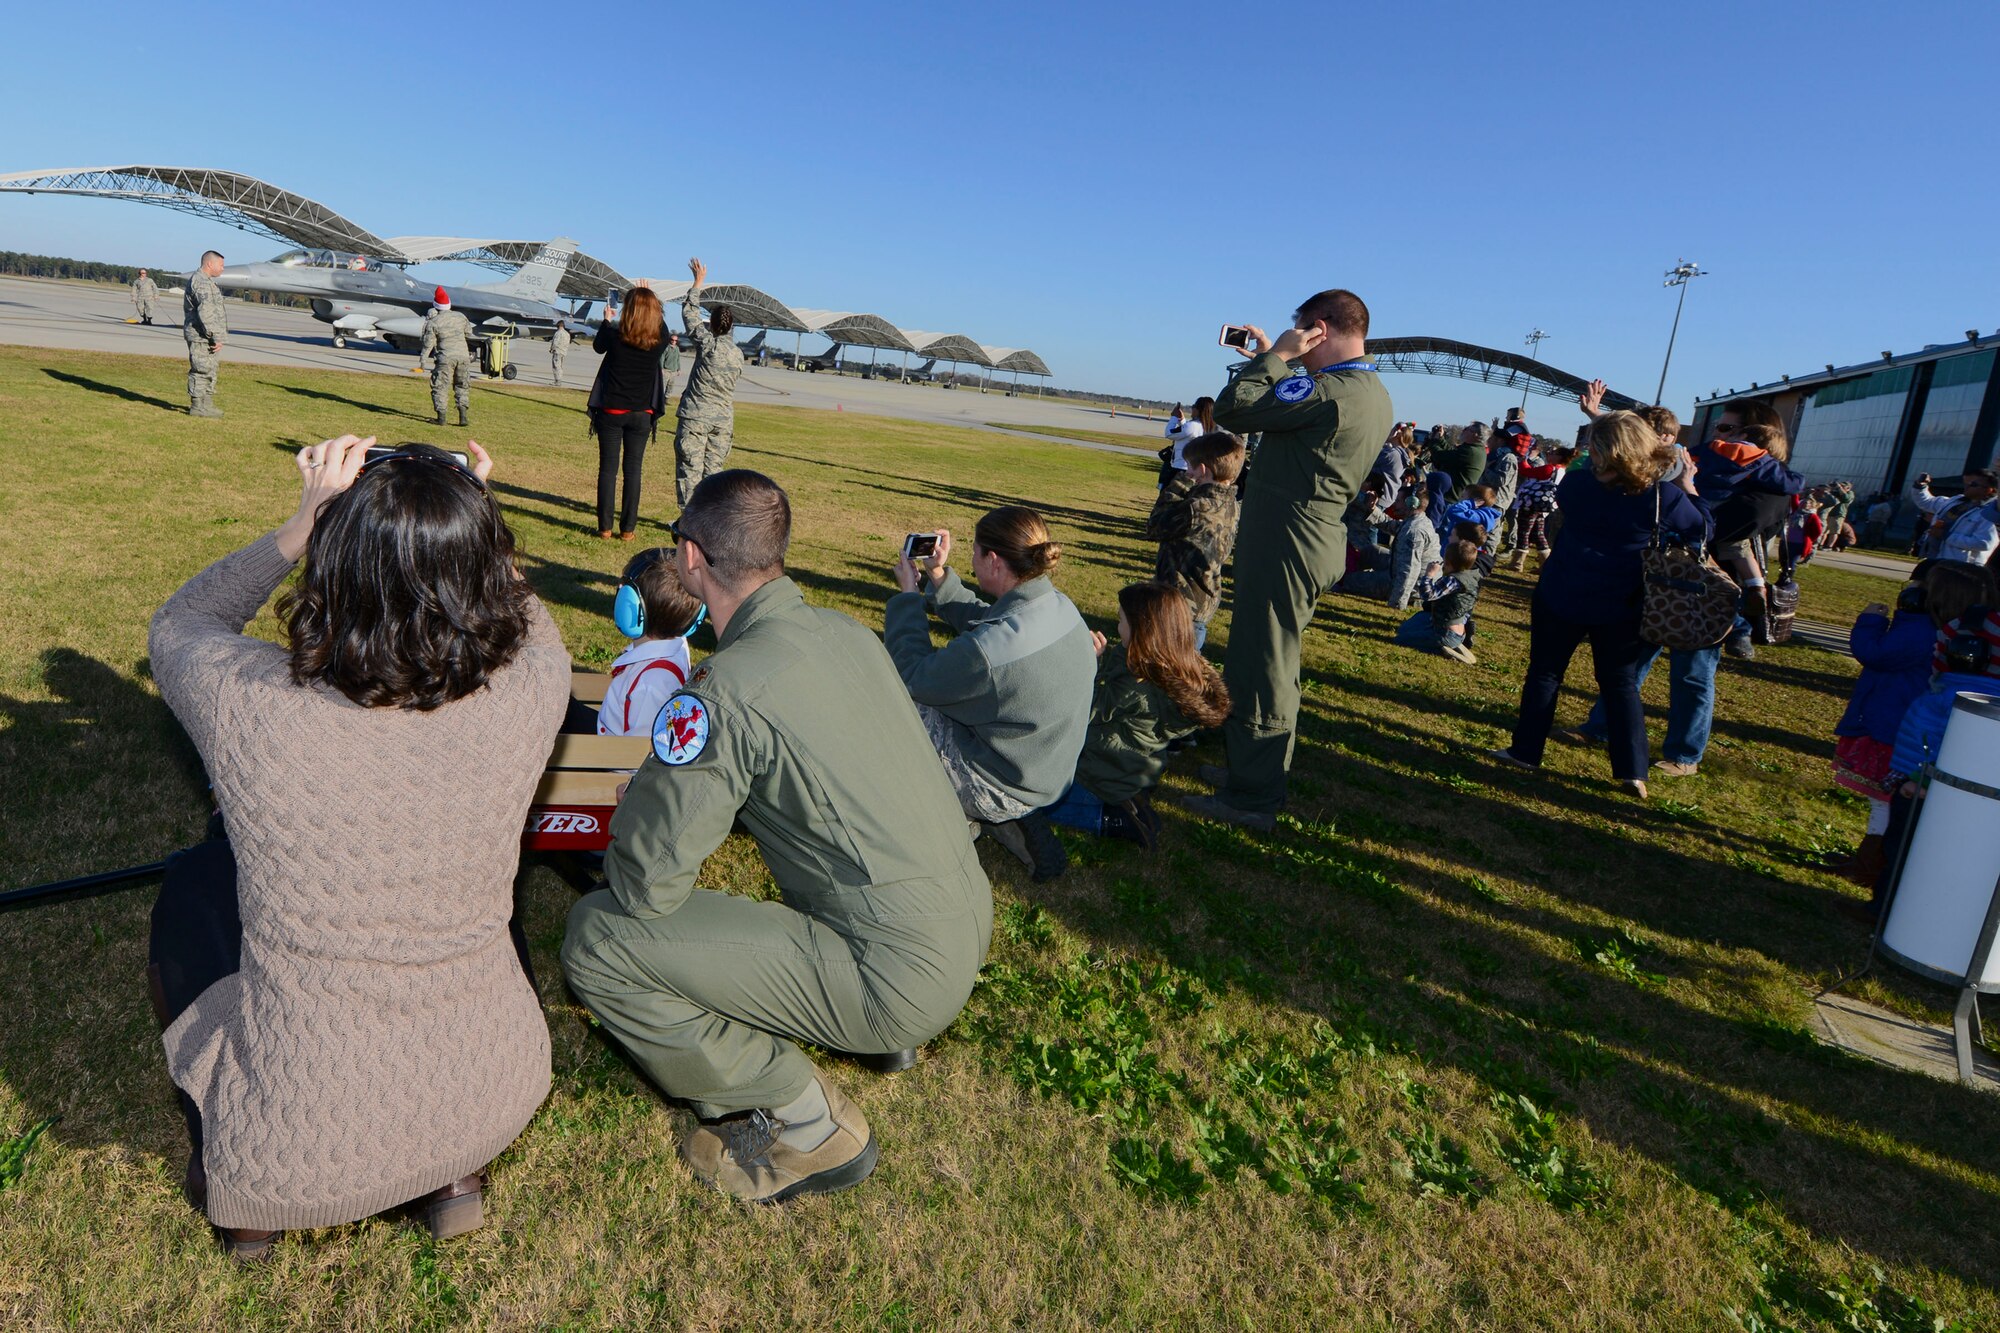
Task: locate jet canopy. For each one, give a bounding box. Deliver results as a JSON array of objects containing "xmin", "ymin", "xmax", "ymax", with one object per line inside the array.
[{"xmin": 272, "ymin": 248, "xmax": 391, "ymax": 272}]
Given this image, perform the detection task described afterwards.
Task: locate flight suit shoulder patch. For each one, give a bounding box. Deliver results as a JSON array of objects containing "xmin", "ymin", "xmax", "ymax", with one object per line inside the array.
[
  {"xmin": 1273, "ymin": 374, "xmax": 1316, "ymax": 403},
  {"xmin": 651, "ymin": 691, "xmax": 714, "ymax": 766}
]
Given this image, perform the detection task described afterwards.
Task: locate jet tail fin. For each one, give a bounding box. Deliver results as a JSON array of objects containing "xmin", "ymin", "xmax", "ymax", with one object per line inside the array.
[{"xmin": 490, "ymin": 238, "xmax": 577, "ymax": 299}]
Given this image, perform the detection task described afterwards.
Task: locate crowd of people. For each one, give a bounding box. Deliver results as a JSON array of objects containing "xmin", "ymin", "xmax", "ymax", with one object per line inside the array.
[{"xmin": 133, "ymin": 279, "xmax": 1999, "ymax": 1263}]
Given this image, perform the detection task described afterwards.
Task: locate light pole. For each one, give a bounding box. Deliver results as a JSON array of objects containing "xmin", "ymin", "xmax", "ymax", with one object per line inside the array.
[
  {"xmin": 1522, "ymin": 328, "xmax": 1550, "ymax": 411},
  {"xmin": 1655, "ymin": 260, "xmax": 1707, "ymax": 406}
]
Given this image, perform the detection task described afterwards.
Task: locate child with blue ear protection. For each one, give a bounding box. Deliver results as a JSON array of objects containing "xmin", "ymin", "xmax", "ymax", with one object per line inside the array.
[{"xmin": 596, "ymin": 547, "xmax": 706, "ymax": 736}]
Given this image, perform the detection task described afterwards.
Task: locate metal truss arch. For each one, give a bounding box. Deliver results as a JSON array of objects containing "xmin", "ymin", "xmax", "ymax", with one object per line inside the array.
[
  {"xmin": 0, "ymin": 165, "xmax": 407, "ymax": 260},
  {"xmin": 1368, "ymin": 336, "xmax": 1641, "ymax": 410},
  {"xmin": 794, "ymin": 310, "xmax": 916, "ymax": 354},
  {"xmin": 901, "ymin": 331, "xmax": 992, "ymax": 368},
  {"xmin": 981, "ymin": 346, "xmax": 1050, "ymax": 376}
]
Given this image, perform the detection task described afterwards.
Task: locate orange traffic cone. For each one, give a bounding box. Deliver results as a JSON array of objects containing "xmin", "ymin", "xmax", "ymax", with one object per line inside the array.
[{"xmin": 836, "ymin": 403, "xmax": 843, "ymax": 412}]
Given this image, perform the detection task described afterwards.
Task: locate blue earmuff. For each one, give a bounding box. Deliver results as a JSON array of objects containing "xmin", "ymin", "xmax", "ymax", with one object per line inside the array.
[
  {"xmin": 613, "ymin": 584, "xmax": 647, "ymax": 639},
  {"xmin": 613, "ymin": 585, "xmax": 708, "ymax": 641}
]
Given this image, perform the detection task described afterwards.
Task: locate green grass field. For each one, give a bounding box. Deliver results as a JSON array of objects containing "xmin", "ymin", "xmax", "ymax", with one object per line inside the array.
[
  {"xmin": 0, "ymin": 344, "xmax": 1993, "ymax": 1331},
  {"xmin": 984, "ymin": 421, "xmax": 1162, "ymax": 450}
]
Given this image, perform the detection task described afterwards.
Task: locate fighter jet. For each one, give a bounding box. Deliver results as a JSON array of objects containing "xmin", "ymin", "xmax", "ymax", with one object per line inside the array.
[{"xmin": 218, "ymin": 238, "xmax": 594, "ymax": 351}]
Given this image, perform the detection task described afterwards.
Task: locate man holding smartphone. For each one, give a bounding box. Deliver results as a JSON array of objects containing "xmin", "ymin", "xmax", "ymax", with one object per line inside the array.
[{"xmin": 1184, "ymin": 289, "xmax": 1394, "ymax": 830}]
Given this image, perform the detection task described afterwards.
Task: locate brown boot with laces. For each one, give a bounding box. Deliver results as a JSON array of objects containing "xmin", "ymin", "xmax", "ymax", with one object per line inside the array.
[{"xmin": 680, "ymin": 1073, "xmax": 877, "ymax": 1204}]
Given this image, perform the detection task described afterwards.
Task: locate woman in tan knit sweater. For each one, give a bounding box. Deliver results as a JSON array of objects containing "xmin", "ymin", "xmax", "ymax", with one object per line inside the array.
[{"xmin": 145, "ymin": 435, "xmax": 572, "ymax": 1259}]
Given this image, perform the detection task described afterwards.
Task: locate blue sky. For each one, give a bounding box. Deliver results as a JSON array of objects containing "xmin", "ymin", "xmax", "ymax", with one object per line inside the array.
[{"xmin": 4, "ymin": 1, "xmax": 1996, "ymax": 427}]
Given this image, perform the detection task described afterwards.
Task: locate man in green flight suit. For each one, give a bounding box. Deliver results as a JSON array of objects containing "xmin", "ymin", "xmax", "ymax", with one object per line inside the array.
[
  {"xmin": 1183, "ymin": 288, "xmax": 1394, "ymax": 830},
  {"xmin": 562, "ymin": 469, "xmax": 992, "ymax": 1204}
]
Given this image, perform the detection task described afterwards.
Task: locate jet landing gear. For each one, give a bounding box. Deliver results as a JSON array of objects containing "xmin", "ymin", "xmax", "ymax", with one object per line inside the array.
[{"xmin": 332, "ymin": 334, "xmax": 346, "ymax": 348}]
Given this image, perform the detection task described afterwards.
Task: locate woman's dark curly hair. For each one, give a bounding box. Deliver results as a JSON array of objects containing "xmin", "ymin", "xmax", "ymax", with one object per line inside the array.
[{"xmin": 278, "ymin": 449, "xmax": 532, "ymax": 710}]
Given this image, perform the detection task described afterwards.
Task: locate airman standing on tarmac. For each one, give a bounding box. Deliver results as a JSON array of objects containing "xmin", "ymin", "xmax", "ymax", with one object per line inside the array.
[
  {"xmin": 561, "ymin": 469, "xmax": 991, "ymax": 1204},
  {"xmin": 663, "ymin": 332, "xmax": 682, "ymax": 389},
  {"xmin": 551, "ymin": 320, "xmax": 571, "ymax": 387},
  {"xmin": 132, "ymin": 268, "xmax": 158, "ymax": 325},
  {"xmin": 184, "ymin": 251, "xmax": 228, "ymax": 418},
  {"xmin": 420, "ymin": 287, "xmax": 475, "ymax": 427},
  {"xmin": 1181, "ymin": 288, "xmax": 1394, "ymax": 830},
  {"xmin": 673, "ymin": 258, "xmax": 746, "ymax": 506}
]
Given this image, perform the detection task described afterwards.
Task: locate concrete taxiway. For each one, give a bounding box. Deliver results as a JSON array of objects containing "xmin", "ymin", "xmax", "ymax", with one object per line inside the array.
[{"xmin": 0, "ymin": 276, "xmax": 1162, "ymax": 455}]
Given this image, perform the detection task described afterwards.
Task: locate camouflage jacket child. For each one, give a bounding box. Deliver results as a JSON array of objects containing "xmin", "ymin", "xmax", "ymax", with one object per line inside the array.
[{"xmin": 1145, "ymin": 474, "xmax": 1241, "ymax": 626}]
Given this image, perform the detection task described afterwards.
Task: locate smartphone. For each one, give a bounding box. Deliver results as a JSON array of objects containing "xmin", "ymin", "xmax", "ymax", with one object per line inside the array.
[
  {"xmin": 903, "ymin": 533, "xmax": 939, "ymax": 561},
  {"xmin": 1218, "ymin": 325, "xmax": 1252, "ymax": 350},
  {"xmin": 368, "ymin": 445, "xmax": 471, "ymax": 469}
]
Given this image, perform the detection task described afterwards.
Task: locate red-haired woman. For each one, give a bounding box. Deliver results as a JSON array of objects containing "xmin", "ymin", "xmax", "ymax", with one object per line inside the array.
[{"xmin": 589, "ymin": 286, "xmax": 671, "ymax": 539}]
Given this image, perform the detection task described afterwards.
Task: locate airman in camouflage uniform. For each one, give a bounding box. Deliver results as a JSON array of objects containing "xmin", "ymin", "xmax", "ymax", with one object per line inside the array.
[
  {"xmin": 420, "ymin": 291, "xmax": 475, "ymax": 426},
  {"xmin": 674, "ymin": 258, "xmax": 746, "ymax": 506},
  {"xmin": 550, "ymin": 321, "xmax": 571, "ymax": 387},
  {"xmin": 132, "ymin": 269, "xmax": 158, "ymax": 324},
  {"xmin": 183, "ymin": 251, "xmax": 228, "ymax": 418}
]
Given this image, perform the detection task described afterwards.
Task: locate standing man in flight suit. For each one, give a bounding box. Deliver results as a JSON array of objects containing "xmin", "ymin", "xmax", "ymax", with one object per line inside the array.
[
  {"xmin": 1183, "ymin": 288, "xmax": 1394, "ymax": 830},
  {"xmin": 183, "ymin": 250, "xmax": 228, "ymax": 418},
  {"xmin": 663, "ymin": 332, "xmax": 683, "ymax": 388},
  {"xmin": 420, "ymin": 287, "xmax": 475, "ymax": 427},
  {"xmin": 673, "ymin": 257, "xmax": 746, "ymax": 505},
  {"xmin": 561, "ymin": 470, "xmax": 991, "ymax": 1204},
  {"xmin": 132, "ymin": 268, "xmax": 158, "ymax": 325},
  {"xmin": 550, "ymin": 320, "xmax": 571, "ymax": 387}
]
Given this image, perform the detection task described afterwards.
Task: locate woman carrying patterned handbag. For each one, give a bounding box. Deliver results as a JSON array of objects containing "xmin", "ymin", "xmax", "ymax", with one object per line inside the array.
[{"xmin": 1488, "ymin": 412, "xmax": 1711, "ymax": 799}]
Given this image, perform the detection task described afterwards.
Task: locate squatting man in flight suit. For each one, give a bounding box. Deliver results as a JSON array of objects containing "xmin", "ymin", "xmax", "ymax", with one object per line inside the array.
[{"xmin": 561, "ymin": 469, "xmax": 992, "ymax": 1204}]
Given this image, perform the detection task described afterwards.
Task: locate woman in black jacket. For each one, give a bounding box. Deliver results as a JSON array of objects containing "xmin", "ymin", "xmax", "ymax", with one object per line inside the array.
[
  {"xmin": 588, "ymin": 287, "xmax": 670, "ymax": 539},
  {"xmin": 1488, "ymin": 411, "xmax": 1709, "ymax": 798}
]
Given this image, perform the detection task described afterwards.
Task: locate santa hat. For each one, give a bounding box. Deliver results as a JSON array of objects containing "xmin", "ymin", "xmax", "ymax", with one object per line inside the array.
[{"xmin": 434, "ymin": 286, "xmax": 451, "ymax": 308}]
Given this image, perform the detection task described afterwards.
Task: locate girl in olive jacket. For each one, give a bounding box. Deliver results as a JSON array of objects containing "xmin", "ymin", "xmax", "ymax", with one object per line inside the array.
[{"xmin": 1042, "ymin": 582, "xmax": 1232, "ymax": 849}]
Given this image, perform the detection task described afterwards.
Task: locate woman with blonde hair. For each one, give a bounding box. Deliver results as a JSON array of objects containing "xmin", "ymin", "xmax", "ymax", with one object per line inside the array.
[
  {"xmin": 1488, "ymin": 411, "xmax": 1710, "ymax": 798},
  {"xmin": 588, "ymin": 286, "xmax": 671, "ymax": 539},
  {"xmin": 885, "ymin": 505, "xmax": 1097, "ymax": 877}
]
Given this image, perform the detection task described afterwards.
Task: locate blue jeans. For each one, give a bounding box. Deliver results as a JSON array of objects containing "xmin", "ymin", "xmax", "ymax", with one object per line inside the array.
[
  {"xmin": 1578, "ymin": 641, "xmax": 1720, "ymax": 766},
  {"xmin": 1394, "ymin": 610, "xmax": 1471, "ymax": 654},
  {"xmin": 1043, "ymin": 783, "xmax": 1104, "ymax": 834},
  {"xmin": 1510, "ymin": 597, "xmax": 1652, "ymax": 780}
]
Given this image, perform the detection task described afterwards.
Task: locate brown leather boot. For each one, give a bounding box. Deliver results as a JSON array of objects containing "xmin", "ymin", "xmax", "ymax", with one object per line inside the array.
[
  {"xmin": 417, "ymin": 1171, "xmax": 488, "ymax": 1240},
  {"xmin": 1842, "ymin": 834, "xmax": 1887, "ymax": 888}
]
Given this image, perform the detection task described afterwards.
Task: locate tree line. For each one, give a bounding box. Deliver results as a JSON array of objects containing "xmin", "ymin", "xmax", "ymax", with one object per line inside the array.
[{"xmin": 0, "ymin": 251, "xmax": 308, "ymax": 305}]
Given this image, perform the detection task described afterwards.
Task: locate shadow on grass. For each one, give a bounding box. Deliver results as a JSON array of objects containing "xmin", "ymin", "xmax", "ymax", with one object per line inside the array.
[
  {"xmin": 516, "ymin": 551, "xmax": 619, "ymax": 620},
  {"xmin": 42, "ymin": 368, "xmax": 180, "ymax": 412},
  {"xmin": 258, "ymin": 380, "xmax": 434, "ymax": 422},
  {"xmin": 0, "ymin": 649, "xmax": 211, "ymax": 1165}
]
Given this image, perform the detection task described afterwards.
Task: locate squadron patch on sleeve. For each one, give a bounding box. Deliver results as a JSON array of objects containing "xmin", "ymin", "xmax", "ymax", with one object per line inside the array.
[
  {"xmin": 1273, "ymin": 374, "xmax": 1315, "ymax": 403},
  {"xmin": 651, "ymin": 693, "xmax": 712, "ymax": 766}
]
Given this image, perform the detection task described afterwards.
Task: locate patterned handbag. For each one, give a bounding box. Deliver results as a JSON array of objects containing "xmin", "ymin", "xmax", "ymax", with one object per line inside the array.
[{"xmin": 1639, "ymin": 488, "xmax": 1741, "ymax": 650}]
